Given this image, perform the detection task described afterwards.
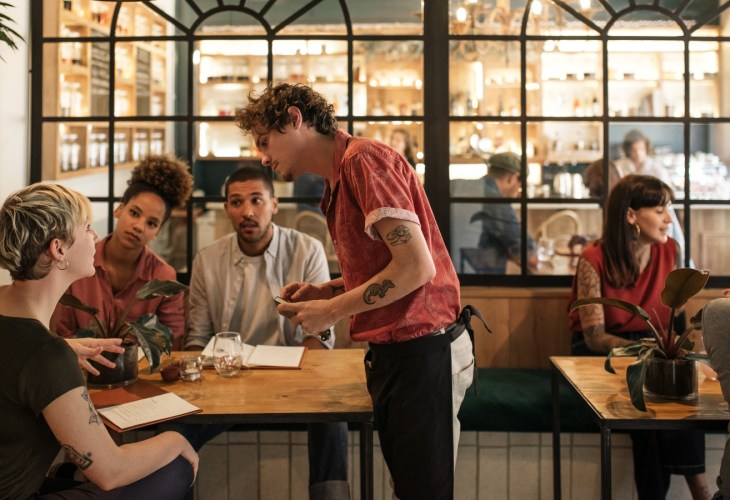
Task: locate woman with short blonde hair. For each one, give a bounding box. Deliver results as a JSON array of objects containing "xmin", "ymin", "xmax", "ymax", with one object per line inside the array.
[{"xmin": 0, "ymin": 183, "xmax": 198, "ymax": 499}]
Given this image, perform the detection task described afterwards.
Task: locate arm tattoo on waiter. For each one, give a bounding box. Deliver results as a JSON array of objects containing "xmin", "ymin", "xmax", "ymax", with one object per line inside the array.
[
  {"xmin": 386, "ymin": 225, "xmax": 412, "ymax": 246},
  {"xmin": 81, "ymin": 388, "xmax": 102, "ymax": 425},
  {"xmin": 363, "ymin": 280, "xmax": 395, "ymax": 305}
]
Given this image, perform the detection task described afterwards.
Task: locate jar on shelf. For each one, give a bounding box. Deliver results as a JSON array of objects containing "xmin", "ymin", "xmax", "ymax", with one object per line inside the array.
[
  {"xmin": 69, "ymin": 83, "xmax": 83, "ymax": 116},
  {"xmin": 132, "ymin": 132, "xmax": 149, "ymax": 161},
  {"xmin": 150, "ymin": 131, "xmax": 164, "ymax": 155},
  {"xmin": 151, "ymin": 95, "xmax": 163, "ymax": 116},
  {"xmin": 60, "ymin": 81, "xmax": 72, "ymax": 117},
  {"xmin": 69, "ymin": 134, "xmax": 81, "ymax": 171},
  {"xmin": 72, "ymin": 41, "xmax": 83, "ymax": 66},
  {"xmin": 114, "ymin": 132, "xmax": 128, "ymax": 164},
  {"xmin": 97, "ymin": 133, "xmax": 108, "ymax": 167},
  {"xmin": 60, "ymin": 134, "xmax": 72, "ymax": 172},
  {"xmin": 88, "ymin": 134, "xmax": 100, "ymax": 168}
]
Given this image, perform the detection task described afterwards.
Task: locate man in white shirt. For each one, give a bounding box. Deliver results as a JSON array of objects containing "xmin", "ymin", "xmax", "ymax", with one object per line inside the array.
[{"xmin": 183, "ymin": 167, "xmax": 349, "ymax": 500}]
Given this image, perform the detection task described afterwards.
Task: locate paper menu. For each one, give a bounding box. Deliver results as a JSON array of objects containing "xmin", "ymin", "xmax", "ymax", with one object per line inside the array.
[
  {"xmin": 90, "ymin": 381, "xmax": 202, "ymax": 433},
  {"xmin": 201, "ymin": 338, "xmax": 305, "ymax": 369},
  {"xmin": 97, "ymin": 392, "xmax": 201, "ymax": 432}
]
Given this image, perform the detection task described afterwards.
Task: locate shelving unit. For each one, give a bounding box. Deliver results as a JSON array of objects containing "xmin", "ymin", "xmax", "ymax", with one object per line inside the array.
[
  {"xmin": 42, "ymin": 0, "xmax": 170, "ymax": 180},
  {"xmin": 194, "ymin": 36, "xmax": 425, "ymax": 163}
]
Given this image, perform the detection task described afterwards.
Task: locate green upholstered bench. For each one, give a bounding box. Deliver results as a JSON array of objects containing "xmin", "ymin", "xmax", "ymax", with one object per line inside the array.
[{"xmin": 458, "ymin": 368, "xmax": 598, "ymax": 433}]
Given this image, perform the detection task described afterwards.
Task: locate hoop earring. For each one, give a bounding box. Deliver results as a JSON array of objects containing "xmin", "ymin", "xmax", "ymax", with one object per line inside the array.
[
  {"xmin": 632, "ymin": 224, "xmax": 641, "ymax": 240},
  {"xmin": 55, "ymin": 259, "xmax": 68, "ymax": 271}
]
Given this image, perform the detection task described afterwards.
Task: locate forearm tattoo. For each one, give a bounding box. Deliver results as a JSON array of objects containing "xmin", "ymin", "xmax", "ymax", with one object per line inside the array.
[
  {"xmin": 330, "ymin": 284, "xmax": 345, "ymax": 297},
  {"xmin": 81, "ymin": 388, "xmax": 101, "ymax": 426},
  {"xmin": 385, "ymin": 225, "xmax": 412, "ymax": 246},
  {"xmin": 576, "ymin": 259, "xmax": 613, "ymax": 352},
  {"xmin": 363, "ymin": 279, "xmax": 395, "ymax": 305},
  {"xmin": 62, "ymin": 444, "xmax": 93, "ymax": 470}
]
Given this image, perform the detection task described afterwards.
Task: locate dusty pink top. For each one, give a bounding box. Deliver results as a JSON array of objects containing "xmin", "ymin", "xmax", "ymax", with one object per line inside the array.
[{"xmin": 53, "ymin": 235, "xmax": 185, "ymax": 344}]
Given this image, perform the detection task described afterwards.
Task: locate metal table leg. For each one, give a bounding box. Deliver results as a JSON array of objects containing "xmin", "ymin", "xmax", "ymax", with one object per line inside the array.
[{"xmin": 552, "ymin": 365, "xmax": 562, "ymax": 500}]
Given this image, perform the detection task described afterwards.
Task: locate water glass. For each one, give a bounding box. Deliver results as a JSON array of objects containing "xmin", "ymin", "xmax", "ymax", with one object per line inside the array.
[
  {"xmin": 213, "ymin": 332, "xmax": 243, "ymax": 377},
  {"xmin": 537, "ymin": 238, "xmax": 555, "ymax": 263},
  {"xmin": 180, "ymin": 355, "xmax": 203, "ymax": 382}
]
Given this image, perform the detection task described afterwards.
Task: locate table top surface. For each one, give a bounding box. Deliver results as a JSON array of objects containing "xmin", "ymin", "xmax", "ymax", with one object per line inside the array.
[
  {"xmin": 551, "ymin": 356, "xmax": 730, "ymax": 424},
  {"xmin": 137, "ymin": 349, "xmax": 372, "ymax": 422}
]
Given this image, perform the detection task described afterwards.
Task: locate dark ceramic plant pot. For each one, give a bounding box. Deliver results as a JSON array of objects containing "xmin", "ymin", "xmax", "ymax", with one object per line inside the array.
[
  {"xmin": 644, "ymin": 357, "xmax": 697, "ymax": 400},
  {"xmin": 86, "ymin": 342, "xmax": 138, "ymax": 389}
]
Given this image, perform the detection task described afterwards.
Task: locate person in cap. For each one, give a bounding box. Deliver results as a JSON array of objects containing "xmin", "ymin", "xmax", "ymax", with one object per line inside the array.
[{"xmin": 469, "ymin": 152, "xmax": 538, "ymax": 274}]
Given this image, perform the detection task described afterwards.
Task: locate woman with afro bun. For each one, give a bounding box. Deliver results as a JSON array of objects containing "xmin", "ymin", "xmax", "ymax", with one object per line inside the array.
[{"xmin": 53, "ymin": 155, "xmax": 193, "ymax": 348}]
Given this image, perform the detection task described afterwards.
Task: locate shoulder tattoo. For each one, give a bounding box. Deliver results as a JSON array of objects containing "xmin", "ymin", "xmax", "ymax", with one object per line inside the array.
[
  {"xmin": 363, "ymin": 280, "xmax": 395, "ymax": 305},
  {"xmin": 81, "ymin": 388, "xmax": 102, "ymax": 426},
  {"xmin": 62, "ymin": 444, "xmax": 93, "ymax": 470},
  {"xmin": 385, "ymin": 225, "xmax": 412, "ymax": 246}
]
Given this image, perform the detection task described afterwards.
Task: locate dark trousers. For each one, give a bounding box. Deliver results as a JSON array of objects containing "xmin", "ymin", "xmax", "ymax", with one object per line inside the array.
[
  {"xmin": 35, "ymin": 455, "xmax": 193, "ymax": 499},
  {"xmin": 365, "ymin": 332, "xmax": 457, "ymax": 500},
  {"xmin": 630, "ymin": 429, "xmax": 705, "ymax": 500}
]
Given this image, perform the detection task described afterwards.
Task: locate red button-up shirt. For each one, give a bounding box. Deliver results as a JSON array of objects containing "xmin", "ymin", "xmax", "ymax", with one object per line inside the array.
[
  {"xmin": 322, "ymin": 129, "xmax": 460, "ymax": 344},
  {"xmin": 53, "ymin": 235, "xmax": 185, "ymax": 343}
]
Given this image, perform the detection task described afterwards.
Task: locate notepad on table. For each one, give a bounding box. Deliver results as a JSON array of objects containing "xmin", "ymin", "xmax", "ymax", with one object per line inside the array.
[{"xmin": 201, "ymin": 338, "xmax": 305, "ymax": 369}]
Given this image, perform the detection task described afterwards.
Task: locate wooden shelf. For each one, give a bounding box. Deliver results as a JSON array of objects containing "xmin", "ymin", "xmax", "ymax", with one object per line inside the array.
[{"xmin": 42, "ymin": 0, "xmax": 170, "ymax": 180}]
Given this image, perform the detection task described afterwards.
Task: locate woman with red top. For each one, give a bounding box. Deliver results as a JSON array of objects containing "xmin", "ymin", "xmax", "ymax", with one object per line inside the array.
[
  {"xmin": 568, "ymin": 174, "xmax": 710, "ymax": 500},
  {"xmin": 53, "ymin": 155, "xmax": 193, "ymax": 349}
]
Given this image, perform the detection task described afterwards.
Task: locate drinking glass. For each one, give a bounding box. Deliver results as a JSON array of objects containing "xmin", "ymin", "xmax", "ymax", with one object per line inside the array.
[
  {"xmin": 180, "ymin": 355, "xmax": 203, "ymax": 382},
  {"xmin": 212, "ymin": 332, "xmax": 243, "ymax": 377},
  {"xmin": 537, "ymin": 238, "xmax": 555, "ymax": 264}
]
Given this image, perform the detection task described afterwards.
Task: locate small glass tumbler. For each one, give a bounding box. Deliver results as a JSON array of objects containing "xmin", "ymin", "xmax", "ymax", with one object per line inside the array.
[
  {"xmin": 213, "ymin": 331, "xmax": 243, "ymax": 377},
  {"xmin": 180, "ymin": 355, "xmax": 203, "ymax": 382}
]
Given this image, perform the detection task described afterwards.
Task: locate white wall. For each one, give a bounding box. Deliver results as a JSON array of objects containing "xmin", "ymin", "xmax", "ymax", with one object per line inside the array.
[{"xmin": 0, "ymin": 1, "xmax": 31, "ymax": 284}]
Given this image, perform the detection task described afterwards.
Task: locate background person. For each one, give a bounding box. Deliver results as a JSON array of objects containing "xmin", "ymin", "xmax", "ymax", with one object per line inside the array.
[
  {"xmin": 388, "ymin": 128, "xmax": 417, "ymax": 168},
  {"xmin": 568, "ymin": 174, "xmax": 710, "ymax": 500},
  {"xmin": 470, "ymin": 152, "xmax": 538, "ymax": 274},
  {"xmin": 182, "ymin": 167, "xmax": 349, "ymax": 500},
  {"xmin": 53, "ymin": 154, "xmax": 193, "ymax": 349},
  {"xmin": 0, "ymin": 183, "xmax": 197, "ymax": 499},
  {"xmin": 236, "ymin": 83, "xmax": 480, "ymax": 500},
  {"xmin": 614, "ymin": 129, "xmax": 671, "ymax": 182}
]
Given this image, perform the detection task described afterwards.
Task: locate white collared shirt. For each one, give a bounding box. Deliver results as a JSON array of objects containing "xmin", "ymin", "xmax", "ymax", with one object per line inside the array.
[{"xmin": 185, "ymin": 224, "xmax": 334, "ymax": 349}]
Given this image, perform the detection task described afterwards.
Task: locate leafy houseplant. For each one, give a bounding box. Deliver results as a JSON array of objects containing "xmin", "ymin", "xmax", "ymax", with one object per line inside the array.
[
  {"xmin": 0, "ymin": 2, "xmax": 24, "ymax": 62},
  {"xmin": 60, "ymin": 279, "xmax": 188, "ymax": 377},
  {"xmin": 570, "ymin": 268, "xmax": 710, "ymax": 412}
]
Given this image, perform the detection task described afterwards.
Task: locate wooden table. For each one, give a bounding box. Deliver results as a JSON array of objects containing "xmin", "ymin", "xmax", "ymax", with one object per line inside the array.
[
  {"xmin": 550, "ymin": 356, "xmax": 729, "ymax": 500},
  {"xmin": 138, "ymin": 349, "xmax": 374, "ymax": 500}
]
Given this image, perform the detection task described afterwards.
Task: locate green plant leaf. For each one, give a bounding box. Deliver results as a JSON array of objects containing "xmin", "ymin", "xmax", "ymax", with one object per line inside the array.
[
  {"xmin": 605, "ymin": 341, "xmax": 644, "ymax": 373},
  {"xmin": 684, "ymin": 351, "xmax": 709, "ymax": 363},
  {"xmin": 135, "ymin": 279, "xmax": 188, "ymax": 301},
  {"xmin": 625, "ymin": 347, "xmax": 656, "ymax": 412},
  {"xmin": 59, "ymin": 293, "xmax": 109, "ymax": 337},
  {"xmin": 660, "ymin": 268, "xmax": 709, "ymax": 309},
  {"xmin": 125, "ymin": 314, "xmax": 173, "ymax": 372},
  {"xmin": 60, "ymin": 293, "xmax": 99, "ymax": 316},
  {"xmin": 570, "ymin": 297, "xmax": 652, "ymax": 322}
]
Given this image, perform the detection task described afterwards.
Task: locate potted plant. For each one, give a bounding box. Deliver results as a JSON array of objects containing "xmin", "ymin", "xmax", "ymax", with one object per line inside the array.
[
  {"xmin": 60, "ymin": 279, "xmax": 188, "ymax": 388},
  {"xmin": 0, "ymin": 2, "xmax": 23, "ymax": 62},
  {"xmin": 570, "ymin": 267, "xmax": 710, "ymax": 411}
]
